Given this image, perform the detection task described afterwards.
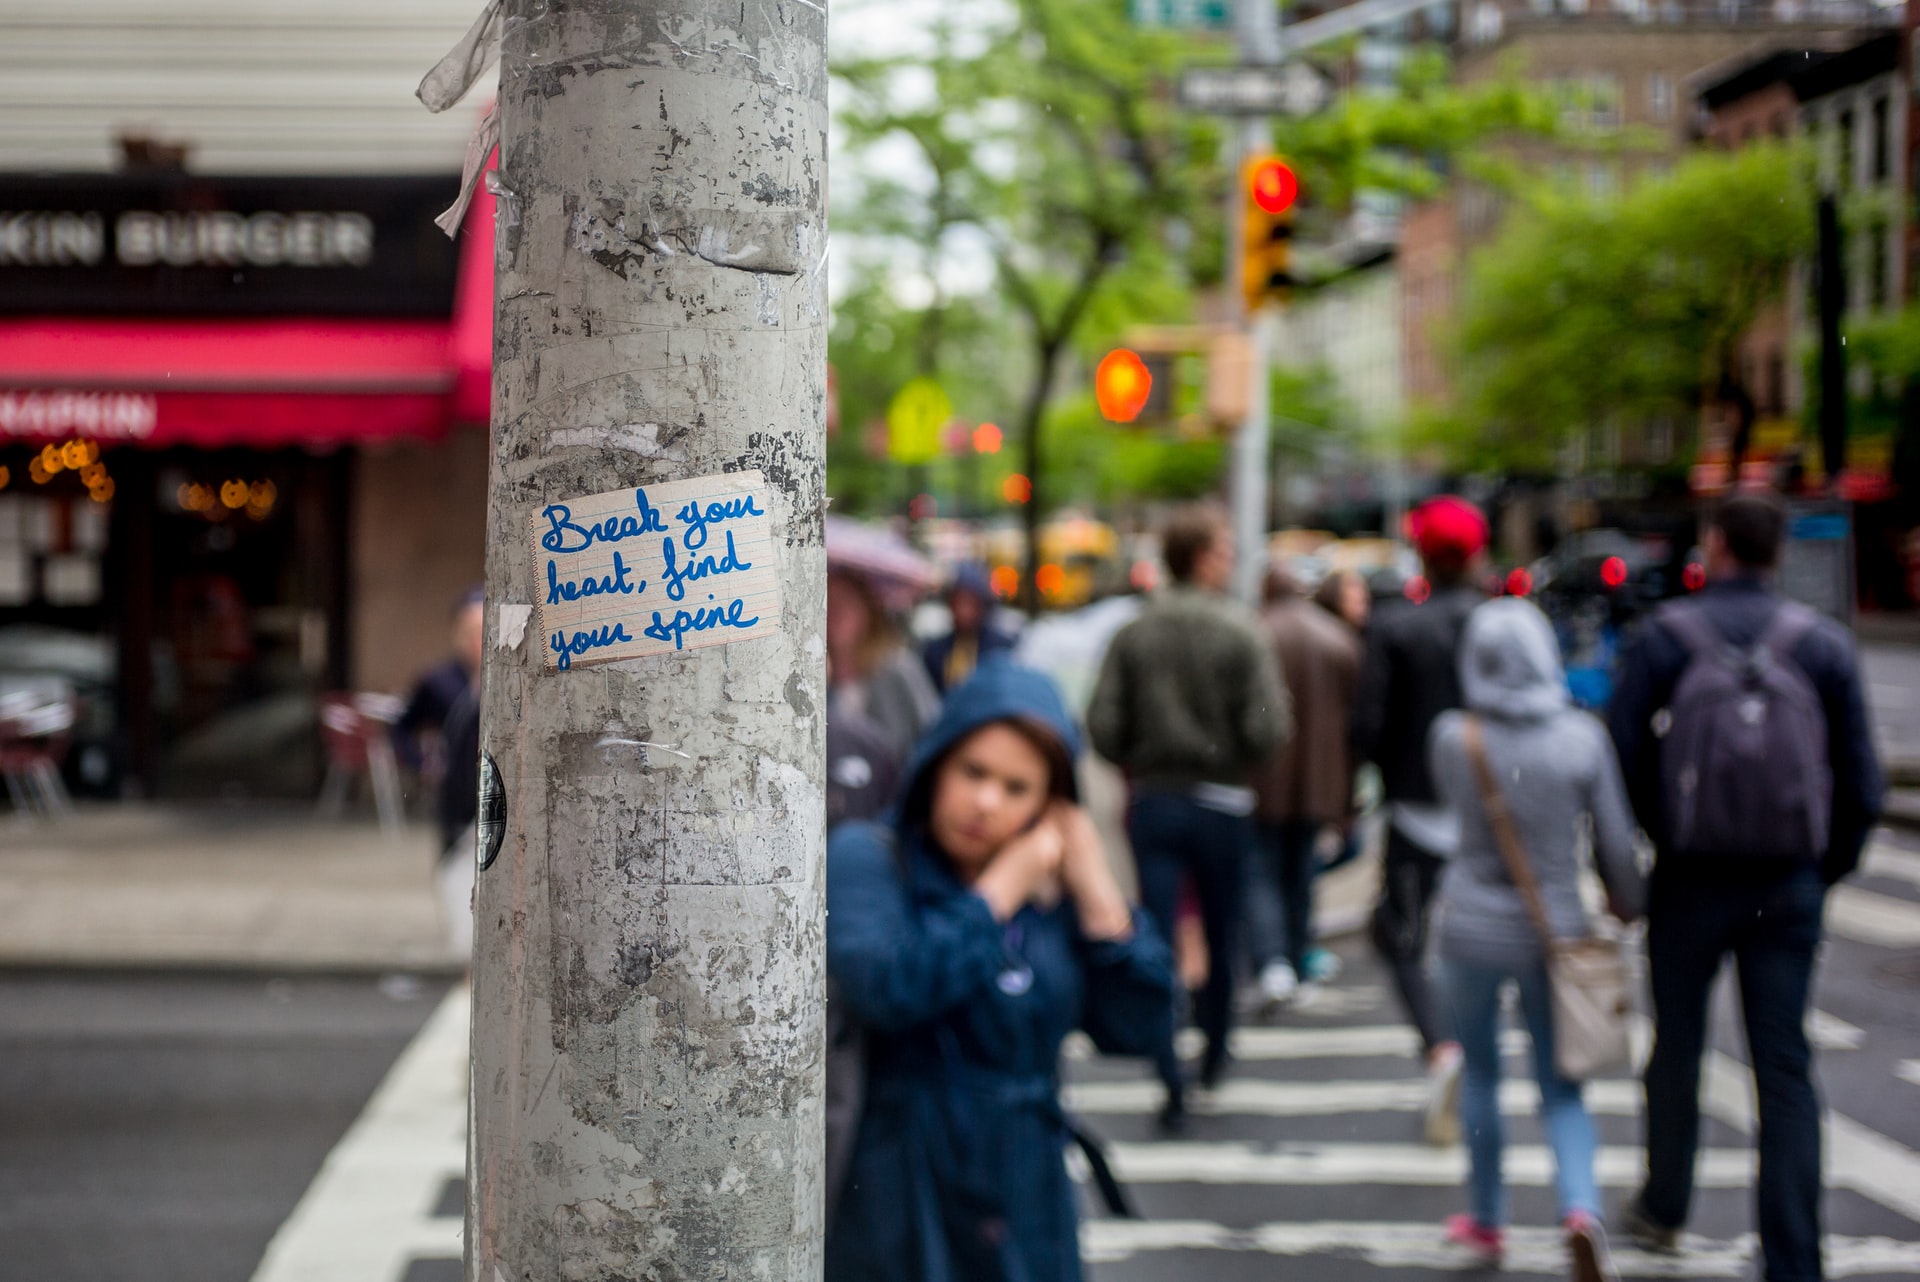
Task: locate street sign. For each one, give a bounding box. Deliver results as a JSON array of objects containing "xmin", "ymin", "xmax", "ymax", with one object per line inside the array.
[
  {"xmin": 885, "ymin": 377, "xmax": 950, "ymax": 464},
  {"xmin": 1178, "ymin": 63, "xmax": 1332, "ymax": 117},
  {"xmin": 1129, "ymin": 0, "xmax": 1231, "ymax": 30}
]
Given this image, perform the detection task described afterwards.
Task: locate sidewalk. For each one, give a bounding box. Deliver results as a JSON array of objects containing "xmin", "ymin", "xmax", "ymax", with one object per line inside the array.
[{"xmin": 0, "ymin": 804, "xmax": 461, "ymax": 973}]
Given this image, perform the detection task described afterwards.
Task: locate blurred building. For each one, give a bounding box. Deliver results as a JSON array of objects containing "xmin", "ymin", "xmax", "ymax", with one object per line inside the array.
[
  {"xmin": 1696, "ymin": 27, "xmax": 1914, "ymax": 606},
  {"xmin": 0, "ymin": 1, "xmax": 493, "ymax": 798}
]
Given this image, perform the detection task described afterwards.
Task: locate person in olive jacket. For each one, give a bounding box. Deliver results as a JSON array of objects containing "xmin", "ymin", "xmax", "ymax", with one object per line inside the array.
[
  {"xmin": 1088, "ymin": 504, "xmax": 1290, "ymax": 1128},
  {"xmin": 826, "ymin": 661, "xmax": 1174, "ymax": 1282}
]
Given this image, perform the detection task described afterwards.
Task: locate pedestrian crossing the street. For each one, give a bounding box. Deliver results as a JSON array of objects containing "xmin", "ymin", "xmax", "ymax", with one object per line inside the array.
[{"xmin": 249, "ymin": 838, "xmax": 1920, "ymax": 1282}]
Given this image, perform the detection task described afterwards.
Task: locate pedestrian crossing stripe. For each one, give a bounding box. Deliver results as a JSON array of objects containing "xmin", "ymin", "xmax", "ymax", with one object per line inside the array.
[
  {"xmin": 1065, "ymin": 1077, "xmax": 1647, "ymax": 1116},
  {"xmin": 1079, "ymin": 1220, "xmax": 1920, "ymax": 1277},
  {"xmin": 1826, "ymin": 884, "xmax": 1920, "ymax": 948},
  {"xmin": 1079, "ymin": 1140, "xmax": 1756, "ymax": 1187}
]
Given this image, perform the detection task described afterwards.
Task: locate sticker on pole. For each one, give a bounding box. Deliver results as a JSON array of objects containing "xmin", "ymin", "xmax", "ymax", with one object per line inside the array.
[{"xmin": 532, "ymin": 469, "xmax": 780, "ymax": 670}]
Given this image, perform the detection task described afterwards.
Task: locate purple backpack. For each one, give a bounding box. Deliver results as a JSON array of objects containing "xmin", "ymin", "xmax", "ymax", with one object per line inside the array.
[{"xmin": 1656, "ymin": 601, "xmax": 1831, "ymax": 859}]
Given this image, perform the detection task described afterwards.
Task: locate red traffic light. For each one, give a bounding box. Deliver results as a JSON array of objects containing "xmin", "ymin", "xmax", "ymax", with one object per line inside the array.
[
  {"xmin": 1095, "ymin": 348, "xmax": 1154, "ymax": 423},
  {"xmin": 1505, "ymin": 567, "xmax": 1534, "ymax": 598},
  {"xmin": 1599, "ymin": 555, "xmax": 1628, "ymax": 590},
  {"xmin": 1248, "ymin": 157, "xmax": 1299, "ymax": 215}
]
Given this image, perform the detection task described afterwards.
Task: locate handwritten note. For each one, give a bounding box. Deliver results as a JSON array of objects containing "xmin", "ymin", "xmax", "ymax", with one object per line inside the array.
[{"xmin": 532, "ymin": 470, "xmax": 781, "ymax": 671}]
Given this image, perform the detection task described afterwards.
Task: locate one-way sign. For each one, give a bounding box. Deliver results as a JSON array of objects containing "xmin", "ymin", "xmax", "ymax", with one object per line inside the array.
[{"xmin": 1178, "ymin": 63, "xmax": 1333, "ymax": 117}]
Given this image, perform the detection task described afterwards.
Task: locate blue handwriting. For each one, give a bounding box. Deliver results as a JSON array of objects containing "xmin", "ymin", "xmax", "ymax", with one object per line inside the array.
[
  {"xmin": 676, "ymin": 493, "xmax": 765, "ymax": 551},
  {"xmin": 643, "ymin": 598, "xmax": 761, "ymax": 651},
  {"xmin": 540, "ymin": 489, "xmax": 670, "ymax": 554},
  {"xmin": 546, "ymin": 550, "xmax": 641, "ymax": 604},
  {"xmin": 661, "ymin": 529, "xmax": 753, "ymax": 602},
  {"xmin": 550, "ymin": 621, "xmax": 633, "ymax": 670}
]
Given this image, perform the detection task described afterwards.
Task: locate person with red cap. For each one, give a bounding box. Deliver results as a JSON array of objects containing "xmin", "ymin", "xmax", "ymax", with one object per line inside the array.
[{"xmin": 1352, "ymin": 494, "xmax": 1490, "ymax": 1145}]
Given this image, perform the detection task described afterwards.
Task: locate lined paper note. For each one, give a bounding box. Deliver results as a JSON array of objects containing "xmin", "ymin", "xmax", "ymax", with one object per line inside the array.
[{"xmin": 531, "ymin": 469, "xmax": 780, "ymax": 670}]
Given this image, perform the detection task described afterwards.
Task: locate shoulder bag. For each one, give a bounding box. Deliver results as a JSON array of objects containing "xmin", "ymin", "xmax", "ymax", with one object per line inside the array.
[{"xmin": 1462, "ymin": 717, "xmax": 1632, "ymax": 1082}]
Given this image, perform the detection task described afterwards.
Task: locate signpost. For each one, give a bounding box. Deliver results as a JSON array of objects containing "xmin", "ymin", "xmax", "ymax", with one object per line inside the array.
[{"xmin": 1178, "ymin": 63, "xmax": 1332, "ymax": 117}]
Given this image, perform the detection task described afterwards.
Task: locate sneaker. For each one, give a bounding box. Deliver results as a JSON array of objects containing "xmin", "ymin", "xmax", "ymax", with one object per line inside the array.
[
  {"xmin": 1257, "ymin": 961, "xmax": 1299, "ymax": 1011},
  {"xmin": 1156, "ymin": 1090, "xmax": 1192, "ymax": 1136},
  {"xmin": 1565, "ymin": 1212, "xmax": 1616, "ymax": 1282},
  {"xmin": 1616, "ymin": 1197, "xmax": 1681, "ymax": 1255},
  {"xmin": 1423, "ymin": 1043, "xmax": 1464, "ymax": 1146},
  {"xmin": 1303, "ymin": 947, "xmax": 1342, "ymax": 982},
  {"xmin": 1444, "ymin": 1213, "xmax": 1505, "ymax": 1265}
]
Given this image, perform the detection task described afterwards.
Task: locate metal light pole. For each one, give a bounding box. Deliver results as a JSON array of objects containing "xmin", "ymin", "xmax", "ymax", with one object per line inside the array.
[
  {"xmin": 1229, "ymin": 0, "xmax": 1280, "ymax": 604},
  {"xmin": 466, "ymin": 2, "xmax": 828, "ymax": 1278}
]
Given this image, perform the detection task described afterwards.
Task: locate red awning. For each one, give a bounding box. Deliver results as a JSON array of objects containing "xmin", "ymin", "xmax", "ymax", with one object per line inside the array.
[{"xmin": 0, "ymin": 318, "xmax": 455, "ymax": 449}]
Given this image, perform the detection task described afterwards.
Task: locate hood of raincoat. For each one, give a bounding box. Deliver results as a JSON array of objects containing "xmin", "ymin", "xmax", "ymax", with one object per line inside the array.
[
  {"xmin": 897, "ymin": 658, "xmax": 1082, "ymax": 820},
  {"xmin": 1458, "ymin": 596, "xmax": 1569, "ymax": 721}
]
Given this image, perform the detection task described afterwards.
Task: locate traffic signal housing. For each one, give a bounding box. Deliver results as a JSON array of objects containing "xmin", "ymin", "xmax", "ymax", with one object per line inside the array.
[{"xmin": 1241, "ymin": 155, "xmax": 1297, "ymax": 312}]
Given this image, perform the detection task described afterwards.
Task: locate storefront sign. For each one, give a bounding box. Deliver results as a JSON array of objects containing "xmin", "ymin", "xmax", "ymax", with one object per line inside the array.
[
  {"xmin": 0, "ymin": 174, "xmax": 458, "ymax": 316},
  {"xmin": 0, "ymin": 391, "xmax": 158, "ymax": 440},
  {"xmin": 533, "ymin": 470, "xmax": 781, "ymax": 671}
]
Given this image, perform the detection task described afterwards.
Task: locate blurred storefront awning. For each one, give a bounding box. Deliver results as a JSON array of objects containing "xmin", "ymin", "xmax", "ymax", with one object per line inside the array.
[{"xmin": 0, "ymin": 317, "xmax": 457, "ymax": 448}]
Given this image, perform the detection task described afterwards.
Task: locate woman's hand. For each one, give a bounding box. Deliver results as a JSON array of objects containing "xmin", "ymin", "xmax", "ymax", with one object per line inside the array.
[
  {"xmin": 1048, "ymin": 802, "xmax": 1134, "ymax": 942},
  {"xmin": 972, "ymin": 819, "xmax": 1064, "ymax": 921}
]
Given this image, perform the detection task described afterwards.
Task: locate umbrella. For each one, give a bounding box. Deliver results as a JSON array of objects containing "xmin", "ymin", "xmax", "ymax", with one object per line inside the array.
[{"xmin": 825, "ymin": 515, "xmax": 941, "ymax": 612}]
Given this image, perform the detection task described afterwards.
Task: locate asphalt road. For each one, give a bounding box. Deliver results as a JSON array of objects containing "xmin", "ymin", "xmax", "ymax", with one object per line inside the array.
[
  {"xmin": 4, "ymin": 836, "xmax": 1918, "ymax": 1282},
  {"xmin": 0, "ymin": 970, "xmax": 450, "ymax": 1282}
]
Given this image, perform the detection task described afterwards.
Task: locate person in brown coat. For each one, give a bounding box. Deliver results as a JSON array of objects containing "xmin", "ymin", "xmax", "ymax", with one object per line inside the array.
[{"xmin": 1248, "ymin": 565, "xmax": 1362, "ymax": 1008}]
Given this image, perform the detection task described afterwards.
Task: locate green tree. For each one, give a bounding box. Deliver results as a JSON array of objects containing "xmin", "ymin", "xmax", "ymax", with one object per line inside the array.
[
  {"xmin": 834, "ymin": 8, "xmax": 1552, "ymax": 595},
  {"xmin": 1444, "ymin": 141, "xmax": 1814, "ymax": 471}
]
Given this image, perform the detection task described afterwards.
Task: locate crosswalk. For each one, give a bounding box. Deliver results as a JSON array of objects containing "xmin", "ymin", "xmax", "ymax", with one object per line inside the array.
[{"xmin": 250, "ymin": 837, "xmax": 1920, "ymax": 1282}]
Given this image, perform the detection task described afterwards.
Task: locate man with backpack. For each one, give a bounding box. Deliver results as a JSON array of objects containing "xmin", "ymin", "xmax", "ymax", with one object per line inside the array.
[{"xmin": 1608, "ymin": 492, "xmax": 1883, "ymax": 1282}]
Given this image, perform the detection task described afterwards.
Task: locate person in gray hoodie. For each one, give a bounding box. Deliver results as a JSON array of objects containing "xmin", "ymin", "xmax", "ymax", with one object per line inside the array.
[{"xmin": 1428, "ymin": 597, "xmax": 1645, "ymax": 1281}]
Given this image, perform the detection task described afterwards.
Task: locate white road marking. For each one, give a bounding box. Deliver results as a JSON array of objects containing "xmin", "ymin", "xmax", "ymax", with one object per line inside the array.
[
  {"xmin": 1080, "ymin": 1219, "xmax": 1920, "ymax": 1277},
  {"xmin": 1825, "ymin": 885, "xmax": 1920, "ymax": 948},
  {"xmin": 1095, "ymin": 1141, "xmax": 1755, "ymax": 1188},
  {"xmin": 1896, "ymin": 1060, "xmax": 1920, "ymax": 1087},
  {"xmin": 1806, "ymin": 1008, "xmax": 1866, "ymax": 1051},
  {"xmin": 1862, "ymin": 842, "xmax": 1920, "ymax": 890},
  {"xmin": 249, "ymin": 986, "xmax": 469, "ymax": 1282},
  {"xmin": 1066, "ymin": 1077, "xmax": 1646, "ymax": 1117},
  {"xmin": 1701, "ymin": 1050, "xmax": 1920, "ymax": 1225}
]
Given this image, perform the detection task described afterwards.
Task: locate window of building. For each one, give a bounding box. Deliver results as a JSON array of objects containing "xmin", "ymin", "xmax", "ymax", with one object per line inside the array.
[
  {"xmin": 1591, "ymin": 75, "xmax": 1622, "ymax": 128},
  {"xmin": 1837, "ymin": 109, "xmax": 1855, "ymax": 190},
  {"xmin": 1647, "ymin": 416, "xmax": 1675, "ymax": 464},
  {"xmin": 1872, "ymin": 96, "xmax": 1891, "ymax": 184},
  {"xmin": 1871, "ymin": 223, "xmax": 1890, "ymax": 310},
  {"xmin": 1587, "ymin": 161, "xmax": 1618, "ymax": 199},
  {"xmin": 1648, "ymin": 73, "xmax": 1673, "ymax": 122}
]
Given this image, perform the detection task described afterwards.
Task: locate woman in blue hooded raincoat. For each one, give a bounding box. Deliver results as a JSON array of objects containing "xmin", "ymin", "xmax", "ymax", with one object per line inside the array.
[{"xmin": 826, "ymin": 660, "xmax": 1175, "ymax": 1282}]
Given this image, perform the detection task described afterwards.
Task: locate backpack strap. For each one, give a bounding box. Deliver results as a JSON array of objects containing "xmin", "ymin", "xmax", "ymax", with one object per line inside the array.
[
  {"xmin": 1658, "ymin": 600, "xmax": 1722, "ymax": 656},
  {"xmin": 1461, "ymin": 716, "xmax": 1558, "ymax": 949},
  {"xmin": 1757, "ymin": 601, "xmax": 1819, "ymax": 664}
]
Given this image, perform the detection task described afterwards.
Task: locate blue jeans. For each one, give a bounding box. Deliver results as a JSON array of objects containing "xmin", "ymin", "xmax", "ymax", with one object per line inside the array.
[
  {"xmin": 1246, "ymin": 820, "xmax": 1317, "ymax": 975},
  {"xmin": 1440, "ymin": 957, "xmax": 1600, "ymax": 1228},
  {"xmin": 1642, "ymin": 865, "xmax": 1827, "ymax": 1282},
  {"xmin": 1130, "ymin": 791, "xmax": 1252, "ymax": 1089}
]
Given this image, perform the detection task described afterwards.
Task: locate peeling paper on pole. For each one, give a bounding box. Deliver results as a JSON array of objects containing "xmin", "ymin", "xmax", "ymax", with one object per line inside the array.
[
  {"xmin": 415, "ymin": 0, "xmax": 503, "ymax": 113},
  {"xmin": 496, "ymin": 603, "xmax": 532, "ymax": 652},
  {"xmin": 435, "ymin": 99, "xmax": 501, "ymax": 239}
]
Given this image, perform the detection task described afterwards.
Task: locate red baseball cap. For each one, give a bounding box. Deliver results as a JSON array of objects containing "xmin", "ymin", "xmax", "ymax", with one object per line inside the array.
[{"xmin": 1405, "ymin": 495, "xmax": 1489, "ymax": 562}]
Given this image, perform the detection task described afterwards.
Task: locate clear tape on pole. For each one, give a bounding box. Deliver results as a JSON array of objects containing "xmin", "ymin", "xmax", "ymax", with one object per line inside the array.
[
  {"xmin": 434, "ymin": 99, "xmax": 501, "ymax": 238},
  {"xmin": 416, "ymin": 0, "xmax": 503, "ymax": 113}
]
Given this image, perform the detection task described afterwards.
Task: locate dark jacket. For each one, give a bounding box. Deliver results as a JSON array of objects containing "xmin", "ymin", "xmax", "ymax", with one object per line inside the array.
[
  {"xmin": 1087, "ymin": 585, "xmax": 1291, "ymax": 792},
  {"xmin": 436, "ymin": 683, "xmax": 480, "ymax": 854},
  {"xmin": 826, "ymin": 662, "xmax": 1175, "ymax": 1282},
  {"xmin": 1253, "ymin": 593, "xmax": 1361, "ymax": 825},
  {"xmin": 1352, "ymin": 583, "xmax": 1481, "ymax": 804},
  {"xmin": 922, "ymin": 623, "xmax": 1018, "ymax": 695},
  {"xmin": 1607, "ymin": 574, "xmax": 1884, "ymax": 885}
]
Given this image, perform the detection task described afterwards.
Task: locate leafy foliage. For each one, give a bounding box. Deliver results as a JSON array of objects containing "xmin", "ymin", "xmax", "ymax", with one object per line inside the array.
[{"xmin": 1444, "ymin": 141, "xmax": 1815, "ymax": 470}]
